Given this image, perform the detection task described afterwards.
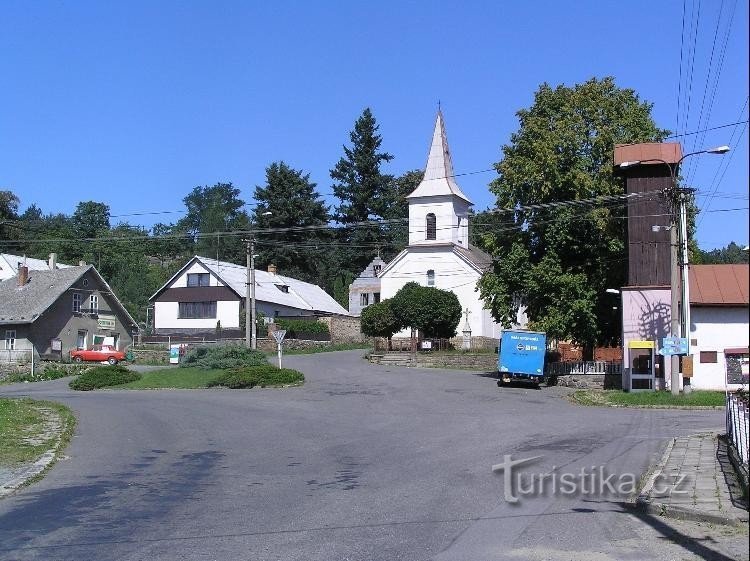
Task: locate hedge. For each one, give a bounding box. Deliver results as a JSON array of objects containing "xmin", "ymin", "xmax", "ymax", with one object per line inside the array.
[
  {"xmin": 274, "ymin": 319, "xmax": 329, "ymax": 338},
  {"xmin": 180, "ymin": 345, "xmax": 268, "ymax": 370},
  {"xmin": 69, "ymin": 366, "xmax": 141, "ymax": 391},
  {"xmin": 207, "ymin": 365, "xmax": 304, "ymax": 389}
]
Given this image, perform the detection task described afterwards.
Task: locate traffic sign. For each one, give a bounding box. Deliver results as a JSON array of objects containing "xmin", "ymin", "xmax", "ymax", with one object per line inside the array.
[
  {"xmin": 659, "ymin": 337, "xmax": 688, "ymax": 356},
  {"xmin": 271, "ymin": 330, "xmax": 287, "ymax": 344}
]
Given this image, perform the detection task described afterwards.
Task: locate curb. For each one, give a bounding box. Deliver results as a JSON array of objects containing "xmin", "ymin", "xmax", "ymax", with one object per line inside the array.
[{"xmin": 633, "ymin": 500, "xmax": 749, "ymax": 528}]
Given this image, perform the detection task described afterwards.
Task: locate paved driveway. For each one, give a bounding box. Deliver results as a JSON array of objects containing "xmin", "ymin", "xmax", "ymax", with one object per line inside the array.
[{"xmin": 0, "ymin": 351, "xmax": 743, "ymax": 561}]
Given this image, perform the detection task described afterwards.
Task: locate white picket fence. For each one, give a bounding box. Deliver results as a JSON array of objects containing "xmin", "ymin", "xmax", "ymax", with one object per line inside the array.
[{"xmin": 726, "ymin": 392, "xmax": 749, "ymax": 465}]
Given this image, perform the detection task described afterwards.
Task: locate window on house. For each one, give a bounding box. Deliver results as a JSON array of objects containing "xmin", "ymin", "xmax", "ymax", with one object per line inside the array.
[
  {"xmin": 89, "ymin": 294, "xmax": 98, "ymax": 314},
  {"xmin": 374, "ymin": 292, "xmax": 381, "ymax": 304},
  {"xmin": 72, "ymin": 293, "xmax": 82, "ymax": 313},
  {"xmin": 361, "ymin": 293, "xmax": 370, "ymax": 306},
  {"xmin": 427, "ymin": 270, "xmax": 435, "ymax": 286},
  {"xmin": 275, "ymin": 284, "xmax": 289, "ymax": 293},
  {"xmin": 4, "ymin": 330, "xmax": 16, "ymax": 350},
  {"xmin": 700, "ymin": 351, "xmax": 717, "ymax": 363},
  {"xmin": 178, "ymin": 301, "xmax": 217, "ymax": 319},
  {"xmin": 426, "ymin": 213, "xmax": 436, "ymax": 240},
  {"xmin": 187, "ymin": 273, "xmax": 210, "ymax": 287},
  {"xmin": 373, "ymin": 264, "xmax": 382, "ymax": 276}
]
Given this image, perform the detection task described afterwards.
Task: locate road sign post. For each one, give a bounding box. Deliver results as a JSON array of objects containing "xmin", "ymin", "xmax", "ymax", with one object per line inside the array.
[{"xmin": 271, "ymin": 330, "xmax": 287, "ymax": 368}]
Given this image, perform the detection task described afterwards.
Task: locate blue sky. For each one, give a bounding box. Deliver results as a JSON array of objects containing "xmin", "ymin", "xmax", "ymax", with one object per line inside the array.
[{"xmin": 1, "ymin": 0, "xmax": 747, "ymax": 250}]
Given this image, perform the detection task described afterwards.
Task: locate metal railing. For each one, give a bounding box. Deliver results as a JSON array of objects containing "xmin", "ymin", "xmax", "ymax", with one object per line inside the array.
[
  {"xmin": 726, "ymin": 392, "xmax": 749, "ymax": 466},
  {"xmin": 545, "ymin": 361, "xmax": 623, "ymax": 377}
]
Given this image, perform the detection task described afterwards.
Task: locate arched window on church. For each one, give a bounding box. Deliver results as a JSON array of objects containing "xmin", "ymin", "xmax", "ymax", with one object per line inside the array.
[
  {"xmin": 427, "ymin": 270, "xmax": 435, "ymax": 286},
  {"xmin": 426, "ymin": 213, "xmax": 436, "ymax": 240}
]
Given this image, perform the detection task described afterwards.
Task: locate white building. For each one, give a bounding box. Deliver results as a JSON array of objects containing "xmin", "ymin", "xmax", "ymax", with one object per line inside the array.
[
  {"xmin": 379, "ymin": 111, "xmax": 507, "ymax": 339},
  {"xmin": 688, "ymin": 264, "xmax": 748, "ymax": 390},
  {"xmin": 149, "ymin": 256, "xmax": 348, "ymax": 333}
]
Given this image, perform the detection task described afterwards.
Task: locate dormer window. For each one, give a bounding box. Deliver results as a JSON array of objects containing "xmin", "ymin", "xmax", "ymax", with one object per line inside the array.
[
  {"xmin": 275, "ymin": 284, "xmax": 289, "ymax": 293},
  {"xmin": 373, "ymin": 264, "xmax": 382, "ymax": 276},
  {"xmin": 426, "ymin": 213, "xmax": 436, "ymax": 240}
]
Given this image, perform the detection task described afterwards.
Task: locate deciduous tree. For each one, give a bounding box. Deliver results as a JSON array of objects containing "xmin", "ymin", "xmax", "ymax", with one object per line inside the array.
[{"xmin": 478, "ymin": 77, "xmax": 668, "ymax": 352}]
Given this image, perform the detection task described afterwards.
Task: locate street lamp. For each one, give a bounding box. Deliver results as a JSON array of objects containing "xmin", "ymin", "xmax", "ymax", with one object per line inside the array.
[
  {"xmin": 618, "ymin": 146, "xmax": 729, "ymax": 395},
  {"xmin": 245, "ymin": 211, "xmax": 273, "ymax": 350}
]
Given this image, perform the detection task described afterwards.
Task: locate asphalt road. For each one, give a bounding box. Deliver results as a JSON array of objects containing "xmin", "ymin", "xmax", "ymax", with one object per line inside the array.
[{"xmin": 0, "ymin": 351, "xmax": 744, "ymax": 561}]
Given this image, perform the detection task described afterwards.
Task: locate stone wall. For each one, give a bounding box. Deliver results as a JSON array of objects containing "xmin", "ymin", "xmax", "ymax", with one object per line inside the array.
[
  {"xmin": 551, "ymin": 373, "xmax": 622, "ymax": 390},
  {"xmin": 416, "ymin": 353, "xmax": 497, "ymax": 370},
  {"xmin": 317, "ymin": 316, "xmax": 366, "ymax": 343},
  {"xmin": 0, "ymin": 361, "xmax": 85, "ymax": 381}
]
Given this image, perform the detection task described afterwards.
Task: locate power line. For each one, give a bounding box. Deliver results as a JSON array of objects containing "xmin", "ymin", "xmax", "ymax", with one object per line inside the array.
[{"xmin": 664, "ymin": 119, "xmax": 750, "ymax": 139}]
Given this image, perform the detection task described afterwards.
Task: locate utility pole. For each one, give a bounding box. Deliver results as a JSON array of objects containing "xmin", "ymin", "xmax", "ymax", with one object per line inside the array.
[
  {"xmin": 679, "ymin": 190, "xmax": 693, "ymax": 354},
  {"xmin": 245, "ymin": 239, "xmax": 257, "ymax": 349},
  {"xmin": 669, "ymin": 211, "xmax": 681, "ymax": 396}
]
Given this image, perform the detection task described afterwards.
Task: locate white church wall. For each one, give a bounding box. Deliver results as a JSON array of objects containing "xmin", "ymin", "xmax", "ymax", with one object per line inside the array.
[
  {"xmin": 380, "ymin": 249, "xmax": 500, "ymax": 338},
  {"xmin": 408, "ymin": 197, "xmax": 470, "ymax": 247}
]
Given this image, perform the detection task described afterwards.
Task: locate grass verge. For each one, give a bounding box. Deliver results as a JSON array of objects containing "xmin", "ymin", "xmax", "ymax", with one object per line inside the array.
[
  {"xmin": 569, "ymin": 389, "xmax": 726, "ymax": 407},
  {"xmin": 119, "ymin": 367, "xmax": 223, "ymax": 389},
  {"xmin": 0, "ymin": 398, "xmax": 76, "ymax": 467}
]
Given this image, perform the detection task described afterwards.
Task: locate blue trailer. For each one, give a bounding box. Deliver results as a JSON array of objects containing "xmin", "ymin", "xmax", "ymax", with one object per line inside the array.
[{"xmin": 497, "ymin": 330, "xmax": 547, "ymax": 387}]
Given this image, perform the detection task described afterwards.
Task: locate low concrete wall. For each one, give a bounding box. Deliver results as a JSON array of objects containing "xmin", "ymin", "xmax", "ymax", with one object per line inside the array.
[{"xmin": 551, "ymin": 374, "xmax": 623, "ymax": 390}]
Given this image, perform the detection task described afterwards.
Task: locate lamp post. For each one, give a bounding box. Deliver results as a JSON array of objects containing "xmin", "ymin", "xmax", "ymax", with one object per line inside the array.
[
  {"xmin": 619, "ymin": 145, "xmax": 729, "ymax": 395},
  {"xmin": 245, "ymin": 212, "xmax": 272, "ymax": 350}
]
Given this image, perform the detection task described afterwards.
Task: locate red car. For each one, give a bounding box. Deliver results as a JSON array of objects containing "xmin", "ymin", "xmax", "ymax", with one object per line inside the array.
[{"xmin": 71, "ymin": 345, "xmax": 127, "ymax": 365}]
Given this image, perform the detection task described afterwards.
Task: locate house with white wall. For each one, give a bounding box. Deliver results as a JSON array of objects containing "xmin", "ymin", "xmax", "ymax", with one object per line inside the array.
[
  {"xmin": 688, "ymin": 264, "xmax": 748, "ymax": 390},
  {"xmin": 149, "ymin": 256, "xmax": 348, "ymax": 333},
  {"xmin": 378, "ymin": 110, "xmax": 509, "ymax": 339}
]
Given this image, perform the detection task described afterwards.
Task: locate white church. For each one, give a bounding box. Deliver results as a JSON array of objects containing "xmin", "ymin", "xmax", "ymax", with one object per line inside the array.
[{"xmin": 377, "ymin": 110, "xmax": 509, "ymax": 339}]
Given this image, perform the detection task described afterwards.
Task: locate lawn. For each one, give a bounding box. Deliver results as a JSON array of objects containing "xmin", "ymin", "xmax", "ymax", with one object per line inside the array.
[
  {"xmin": 0, "ymin": 398, "xmax": 75, "ymax": 466},
  {"xmin": 118, "ymin": 367, "xmax": 222, "ymax": 389},
  {"xmin": 569, "ymin": 389, "xmax": 726, "ymax": 407},
  {"xmin": 278, "ymin": 343, "xmax": 372, "ymax": 356}
]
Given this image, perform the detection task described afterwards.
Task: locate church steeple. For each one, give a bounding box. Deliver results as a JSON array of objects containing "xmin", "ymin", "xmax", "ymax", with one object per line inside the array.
[
  {"xmin": 407, "ymin": 110, "xmax": 472, "ymax": 204},
  {"xmin": 407, "ymin": 110, "xmax": 472, "ymax": 248}
]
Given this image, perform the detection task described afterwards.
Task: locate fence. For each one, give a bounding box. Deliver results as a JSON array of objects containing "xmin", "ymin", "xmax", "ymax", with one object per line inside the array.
[
  {"xmin": 726, "ymin": 392, "xmax": 749, "ymax": 466},
  {"xmin": 0, "ymin": 349, "xmax": 33, "ymax": 364},
  {"xmin": 545, "ymin": 361, "xmax": 623, "ymax": 377}
]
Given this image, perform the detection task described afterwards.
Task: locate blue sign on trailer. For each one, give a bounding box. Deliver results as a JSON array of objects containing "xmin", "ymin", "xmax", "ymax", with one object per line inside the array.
[{"xmin": 498, "ymin": 330, "xmax": 547, "ymax": 382}]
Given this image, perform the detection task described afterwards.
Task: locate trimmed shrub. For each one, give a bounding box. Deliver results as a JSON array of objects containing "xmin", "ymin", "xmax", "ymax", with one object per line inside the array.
[
  {"xmin": 6, "ymin": 364, "xmax": 86, "ymax": 383},
  {"xmin": 180, "ymin": 345, "xmax": 268, "ymax": 370},
  {"xmin": 69, "ymin": 366, "xmax": 141, "ymax": 391},
  {"xmin": 274, "ymin": 319, "xmax": 329, "ymax": 339},
  {"xmin": 207, "ymin": 365, "xmax": 304, "ymax": 389}
]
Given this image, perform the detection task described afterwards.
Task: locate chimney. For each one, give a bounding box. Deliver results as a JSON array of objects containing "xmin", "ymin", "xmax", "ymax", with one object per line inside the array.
[
  {"xmin": 49, "ymin": 253, "xmax": 57, "ymax": 270},
  {"xmin": 17, "ymin": 266, "xmax": 29, "ymax": 287},
  {"xmin": 267, "ymin": 264, "xmax": 277, "ymax": 275},
  {"xmin": 79, "ymin": 260, "xmax": 86, "ymax": 266}
]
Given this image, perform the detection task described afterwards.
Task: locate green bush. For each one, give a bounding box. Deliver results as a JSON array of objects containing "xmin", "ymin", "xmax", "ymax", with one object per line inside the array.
[
  {"xmin": 207, "ymin": 365, "xmax": 304, "ymax": 389},
  {"xmin": 180, "ymin": 345, "xmax": 268, "ymax": 370},
  {"xmin": 274, "ymin": 319, "xmax": 329, "ymax": 338},
  {"xmin": 69, "ymin": 366, "xmax": 141, "ymax": 391}
]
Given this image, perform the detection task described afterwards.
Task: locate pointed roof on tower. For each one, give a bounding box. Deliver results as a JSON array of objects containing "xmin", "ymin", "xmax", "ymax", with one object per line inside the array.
[{"xmin": 407, "ymin": 110, "xmax": 472, "ymax": 204}]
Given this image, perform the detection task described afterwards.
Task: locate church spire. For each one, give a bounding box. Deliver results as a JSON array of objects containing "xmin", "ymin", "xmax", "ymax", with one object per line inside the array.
[{"xmin": 407, "ymin": 110, "xmax": 472, "ymax": 204}]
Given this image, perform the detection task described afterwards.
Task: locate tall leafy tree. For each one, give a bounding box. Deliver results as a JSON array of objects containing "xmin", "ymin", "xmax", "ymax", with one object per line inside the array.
[
  {"xmin": 252, "ymin": 161, "xmax": 330, "ymax": 283},
  {"xmin": 72, "ymin": 201, "xmax": 111, "ymax": 238},
  {"xmin": 0, "ymin": 190, "xmax": 20, "ymax": 243},
  {"xmin": 477, "ymin": 77, "xmax": 668, "ymax": 353},
  {"xmin": 696, "ymin": 241, "xmax": 749, "ymax": 264},
  {"xmin": 176, "ymin": 183, "xmax": 250, "ymax": 264}
]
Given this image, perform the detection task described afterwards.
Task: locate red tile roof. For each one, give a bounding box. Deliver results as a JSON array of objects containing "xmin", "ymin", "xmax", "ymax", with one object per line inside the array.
[
  {"xmin": 690, "ymin": 264, "xmax": 749, "ymax": 306},
  {"xmin": 613, "ymin": 142, "xmax": 683, "ymax": 166}
]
